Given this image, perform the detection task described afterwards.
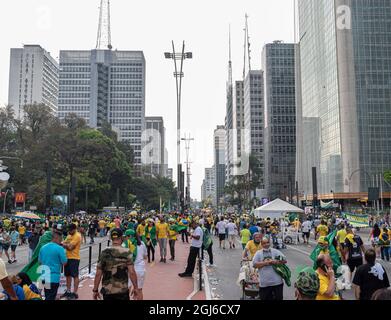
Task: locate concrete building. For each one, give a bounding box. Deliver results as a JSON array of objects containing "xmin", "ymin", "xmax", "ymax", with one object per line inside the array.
[
  {"xmin": 58, "ymin": 49, "xmax": 145, "ymax": 165},
  {"xmin": 244, "ymin": 70, "xmax": 265, "ymax": 193},
  {"xmin": 201, "ymin": 167, "xmax": 215, "ymax": 203},
  {"xmin": 297, "ymin": 0, "xmax": 391, "ymax": 205},
  {"xmin": 214, "ymin": 125, "xmax": 226, "ymax": 207},
  {"xmin": 144, "ymin": 116, "xmax": 166, "ymax": 177},
  {"xmin": 166, "ymin": 168, "xmax": 173, "ymax": 181},
  {"xmin": 263, "ymin": 41, "xmax": 297, "ymax": 201},
  {"xmin": 8, "ymin": 45, "xmax": 59, "ymax": 120}
]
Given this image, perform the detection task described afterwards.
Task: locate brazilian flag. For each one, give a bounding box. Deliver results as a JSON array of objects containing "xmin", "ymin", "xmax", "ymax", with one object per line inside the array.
[
  {"xmin": 21, "ymin": 231, "xmax": 53, "ymax": 282},
  {"xmin": 310, "ymin": 230, "xmax": 341, "ymax": 274}
]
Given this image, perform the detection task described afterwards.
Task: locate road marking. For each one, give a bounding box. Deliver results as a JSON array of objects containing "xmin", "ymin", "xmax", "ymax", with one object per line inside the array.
[
  {"xmin": 285, "ymin": 244, "xmax": 313, "ymax": 256},
  {"xmin": 202, "ymin": 261, "xmax": 212, "ymax": 300}
]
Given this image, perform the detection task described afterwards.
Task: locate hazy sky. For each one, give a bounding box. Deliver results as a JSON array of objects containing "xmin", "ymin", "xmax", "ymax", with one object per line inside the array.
[{"xmin": 0, "ymin": 0, "xmax": 295, "ymax": 200}]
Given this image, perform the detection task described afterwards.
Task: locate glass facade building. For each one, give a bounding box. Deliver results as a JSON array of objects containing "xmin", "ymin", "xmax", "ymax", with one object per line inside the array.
[
  {"xmin": 58, "ymin": 49, "xmax": 146, "ymax": 165},
  {"xmin": 263, "ymin": 42, "xmax": 297, "ymax": 201},
  {"xmin": 297, "ymin": 0, "xmax": 391, "ymax": 196},
  {"xmin": 214, "ymin": 126, "xmax": 226, "ymax": 206}
]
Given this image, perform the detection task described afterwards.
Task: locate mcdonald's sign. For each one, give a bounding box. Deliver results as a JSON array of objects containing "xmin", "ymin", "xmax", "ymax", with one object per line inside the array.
[{"xmin": 15, "ymin": 193, "xmax": 26, "ymax": 203}]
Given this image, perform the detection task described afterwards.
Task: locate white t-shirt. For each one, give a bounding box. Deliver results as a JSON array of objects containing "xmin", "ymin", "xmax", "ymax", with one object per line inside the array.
[
  {"xmin": 302, "ymin": 221, "xmax": 312, "ymax": 233},
  {"xmin": 191, "ymin": 226, "xmax": 204, "ymax": 248},
  {"xmin": 227, "ymin": 222, "xmax": 237, "ymax": 235},
  {"xmin": 216, "ymin": 221, "xmax": 227, "ymax": 234},
  {"xmin": 0, "ymin": 258, "xmax": 7, "ymax": 281},
  {"xmin": 134, "ymin": 242, "xmax": 147, "ymax": 272}
]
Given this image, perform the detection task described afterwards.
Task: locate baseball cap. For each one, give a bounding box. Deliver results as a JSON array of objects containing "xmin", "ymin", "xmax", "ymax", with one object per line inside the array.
[
  {"xmin": 295, "ymin": 268, "xmax": 320, "ymax": 299},
  {"xmin": 110, "ymin": 228, "xmax": 123, "ymax": 239}
]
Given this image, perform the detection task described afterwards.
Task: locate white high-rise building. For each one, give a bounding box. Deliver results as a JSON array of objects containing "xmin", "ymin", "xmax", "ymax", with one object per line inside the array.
[
  {"xmin": 8, "ymin": 45, "xmax": 59, "ymax": 120},
  {"xmin": 58, "ymin": 49, "xmax": 146, "ymax": 165}
]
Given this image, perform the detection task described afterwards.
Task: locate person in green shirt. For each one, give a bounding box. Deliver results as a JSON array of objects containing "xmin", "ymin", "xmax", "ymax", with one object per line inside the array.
[{"xmin": 240, "ymin": 224, "xmax": 251, "ymax": 249}]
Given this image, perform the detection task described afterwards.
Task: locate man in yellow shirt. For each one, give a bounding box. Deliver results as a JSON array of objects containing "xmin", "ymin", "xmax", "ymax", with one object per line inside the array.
[
  {"xmin": 315, "ymin": 254, "xmax": 341, "ymax": 300},
  {"xmin": 336, "ymin": 224, "xmax": 347, "ymax": 262},
  {"xmin": 18, "ymin": 224, "xmax": 26, "ymax": 245},
  {"xmin": 156, "ymin": 216, "xmax": 169, "ymax": 263},
  {"xmin": 61, "ymin": 223, "xmax": 82, "ymax": 300},
  {"xmin": 242, "ymin": 233, "xmax": 262, "ymax": 260},
  {"xmin": 136, "ymin": 220, "xmax": 146, "ymax": 238},
  {"xmin": 316, "ymin": 221, "xmax": 329, "ymax": 240},
  {"xmin": 98, "ymin": 219, "xmax": 106, "ymax": 237}
]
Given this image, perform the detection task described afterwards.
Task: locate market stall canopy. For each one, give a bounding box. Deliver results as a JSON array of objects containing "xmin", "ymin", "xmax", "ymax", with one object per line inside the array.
[
  {"xmin": 15, "ymin": 212, "xmax": 41, "ymax": 220},
  {"xmin": 254, "ymin": 198, "xmax": 304, "ymax": 219}
]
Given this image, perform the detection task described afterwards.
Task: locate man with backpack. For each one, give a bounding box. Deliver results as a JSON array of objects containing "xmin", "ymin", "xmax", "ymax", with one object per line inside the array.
[
  {"xmin": 344, "ymin": 227, "xmax": 366, "ymax": 281},
  {"xmin": 379, "ymin": 226, "xmax": 390, "ymax": 262}
]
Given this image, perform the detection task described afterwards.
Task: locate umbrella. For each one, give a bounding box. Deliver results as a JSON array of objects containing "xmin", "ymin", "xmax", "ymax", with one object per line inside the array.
[{"xmin": 15, "ymin": 212, "xmax": 41, "ymax": 220}]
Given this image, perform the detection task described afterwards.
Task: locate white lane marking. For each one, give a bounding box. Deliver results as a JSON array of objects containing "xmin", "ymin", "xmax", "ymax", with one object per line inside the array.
[{"xmin": 285, "ymin": 244, "xmax": 313, "ymax": 256}]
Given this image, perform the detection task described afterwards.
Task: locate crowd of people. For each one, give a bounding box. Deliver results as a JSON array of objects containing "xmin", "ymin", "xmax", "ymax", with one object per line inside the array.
[{"xmin": 0, "ymin": 209, "xmax": 390, "ymax": 301}]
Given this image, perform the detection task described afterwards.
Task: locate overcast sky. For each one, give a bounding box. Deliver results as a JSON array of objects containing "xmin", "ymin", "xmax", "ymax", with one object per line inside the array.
[{"xmin": 0, "ymin": 0, "xmax": 295, "ymax": 200}]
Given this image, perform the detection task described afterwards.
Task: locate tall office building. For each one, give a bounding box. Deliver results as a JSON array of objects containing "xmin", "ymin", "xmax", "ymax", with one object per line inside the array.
[
  {"xmin": 144, "ymin": 116, "xmax": 166, "ymax": 177},
  {"xmin": 166, "ymin": 168, "xmax": 173, "ymax": 181},
  {"xmin": 58, "ymin": 49, "xmax": 146, "ymax": 165},
  {"xmin": 201, "ymin": 167, "xmax": 215, "ymax": 203},
  {"xmin": 297, "ymin": 0, "xmax": 391, "ymax": 201},
  {"xmin": 263, "ymin": 41, "xmax": 297, "ymax": 201},
  {"xmin": 8, "ymin": 45, "xmax": 59, "ymax": 120},
  {"xmin": 214, "ymin": 126, "xmax": 226, "ymax": 207},
  {"xmin": 244, "ymin": 70, "xmax": 265, "ymax": 191}
]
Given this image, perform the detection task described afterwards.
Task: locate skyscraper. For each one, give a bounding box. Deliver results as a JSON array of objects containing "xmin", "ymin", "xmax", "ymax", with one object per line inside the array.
[
  {"xmin": 244, "ymin": 70, "xmax": 265, "ymax": 192},
  {"xmin": 144, "ymin": 116, "xmax": 166, "ymax": 177},
  {"xmin": 58, "ymin": 49, "xmax": 146, "ymax": 165},
  {"xmin": 297, "ymin": 0, "xmax": 391, "ymax": 203},
  {"xmin": 263, "ymin": 41, "xmax": 297, "ymax": 201},
  {"xmin": 8, "ymin": 45, "xmax": 59, "ymax": 120},
  {"xmin": 214, "ymin": 126, "xmax": 226, "ymax": 207},
  {"xmin": 201, "ymin": 167, "xmax": 215, "ymax": 203}
]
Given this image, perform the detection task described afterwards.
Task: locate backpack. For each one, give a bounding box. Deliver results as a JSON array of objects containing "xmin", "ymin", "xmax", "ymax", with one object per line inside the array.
[
  {"xmin": 379, "ymin": 233, "xmax": 390, "ymax": 246},
  {"xmin": 202, "ymin": 227, "xmax": 213, "ymax": 249}
]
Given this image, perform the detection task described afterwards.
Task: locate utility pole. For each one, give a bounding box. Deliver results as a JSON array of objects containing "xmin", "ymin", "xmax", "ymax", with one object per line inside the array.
[{"xmin": 182, "ymin": 134, "xmax": 194, "ymax": 209}]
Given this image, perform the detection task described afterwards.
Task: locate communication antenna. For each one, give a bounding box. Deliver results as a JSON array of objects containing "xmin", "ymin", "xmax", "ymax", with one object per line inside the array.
[{"xmin": 96, "ymin": 0, "xmax": 113, "ymax": 50}]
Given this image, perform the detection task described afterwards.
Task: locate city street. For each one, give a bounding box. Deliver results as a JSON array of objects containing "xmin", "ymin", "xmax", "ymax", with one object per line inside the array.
[{"xmin": 206, "ymin": 229, "xmax": 391, "ymax": 300}]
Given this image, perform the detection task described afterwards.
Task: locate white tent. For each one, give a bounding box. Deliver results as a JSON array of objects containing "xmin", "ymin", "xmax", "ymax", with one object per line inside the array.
[{"xmin": 254, "ymin": 198, "xmax": 304, "ymax": 219}]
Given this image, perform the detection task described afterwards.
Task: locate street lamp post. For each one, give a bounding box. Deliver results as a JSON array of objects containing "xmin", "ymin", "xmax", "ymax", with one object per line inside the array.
[{"xmin": 165, "ymin": 41, "xmax": 193, "ymax": 213}]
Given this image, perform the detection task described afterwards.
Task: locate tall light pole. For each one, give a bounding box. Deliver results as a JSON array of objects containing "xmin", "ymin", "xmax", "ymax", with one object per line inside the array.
[{"xmin": 165, "ymin": 41, "xmax": 193, "ymax": 213}]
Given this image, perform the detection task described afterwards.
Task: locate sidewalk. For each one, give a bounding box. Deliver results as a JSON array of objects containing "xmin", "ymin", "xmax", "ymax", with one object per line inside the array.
[{"xmin": 77, "ymin": 240, "xmax": 206, "ymax": 300}]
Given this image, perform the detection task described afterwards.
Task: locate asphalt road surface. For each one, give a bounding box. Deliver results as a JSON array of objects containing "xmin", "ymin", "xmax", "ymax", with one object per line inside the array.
[{"xmin": 206, "ymin": 229, "xmax": 391, "ymax": 300}]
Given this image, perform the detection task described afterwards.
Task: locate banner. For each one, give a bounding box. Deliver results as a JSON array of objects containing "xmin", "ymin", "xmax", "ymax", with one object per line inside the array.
[{"xmin": 343, "ymin": 212, "xmax": 370, "ymax": 227}]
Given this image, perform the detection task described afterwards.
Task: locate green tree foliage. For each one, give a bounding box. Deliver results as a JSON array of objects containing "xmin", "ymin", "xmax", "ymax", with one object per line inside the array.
[{"xmin": 0, "ymin": 104, "xmax": 176, "ymax": 213}]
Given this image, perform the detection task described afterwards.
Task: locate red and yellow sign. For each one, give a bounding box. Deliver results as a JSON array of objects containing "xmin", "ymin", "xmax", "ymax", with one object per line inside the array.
[{"xmin": 15, "ymin": 193, "xmax": 26, "ymax": 203}]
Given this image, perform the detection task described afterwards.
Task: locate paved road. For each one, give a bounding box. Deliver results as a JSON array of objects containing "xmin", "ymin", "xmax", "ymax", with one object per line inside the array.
[{"xmin": 206, "ymin": 229, "xmax": 391, "ymax": 300}]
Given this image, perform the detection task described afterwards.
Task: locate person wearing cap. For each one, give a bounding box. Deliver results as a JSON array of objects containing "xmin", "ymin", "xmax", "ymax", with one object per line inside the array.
[
  {"xmin": 93, "ymin": 228, "xmax": 139, "ymax": 300},
  {"xmin": 38, "ymin": 230, "xmax": 68, "ymax": 300},
  {"xmin": 61, "ymin": 223, "xmax": 82, "ymax": 300},
  {"xmin": 294, "ymin": 268, "xmax": 320, "ymax": 300}
]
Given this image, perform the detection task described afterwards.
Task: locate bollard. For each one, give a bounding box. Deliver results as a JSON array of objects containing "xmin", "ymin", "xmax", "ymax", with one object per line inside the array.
[
  {"xmin": 98, "ymin": 242, "xmax": 102, "ymax": 260},
  {"xmin": 88, "ymin": 246, "xmax": 92, "ymax": 274},
  {"xmin": 199, "ymin": 251, "xmax": 203, "ymax": 291}
]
